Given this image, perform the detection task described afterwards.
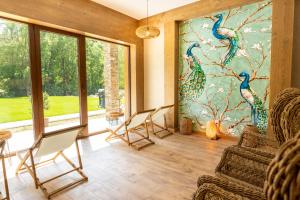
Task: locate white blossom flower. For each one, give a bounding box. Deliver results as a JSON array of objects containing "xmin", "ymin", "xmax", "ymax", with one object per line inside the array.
[
  {"xmin": 202, "ymin": 23, "xmax": 209, "ymax": 28},
  {"xmin": 209, "ymin": 83, "xmax": 215, "ymax": 88},
  {"xmin": 217, "ymin": 88, "xmax": 224, "ymax": 93},
  {"xmin": 251, "ymin": 43, "xmax": 262, "ymax": 50},
  {"xmin": 244, "ymin": 27, "xmax": 255, "ymax": 33},
  {"xmin": 237, "ymin": 49, "xmax": 249, "ymax": 57}
]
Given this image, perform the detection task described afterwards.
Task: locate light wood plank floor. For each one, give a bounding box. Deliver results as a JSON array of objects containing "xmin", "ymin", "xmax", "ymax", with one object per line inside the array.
[{"xmin": 5, "ymin": 132, "xmax": 237, "ymax": 200}]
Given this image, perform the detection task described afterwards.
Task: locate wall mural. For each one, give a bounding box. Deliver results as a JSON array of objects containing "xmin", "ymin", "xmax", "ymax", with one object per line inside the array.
[{"xmin": 178, "ymin": 0, "xmax": 272, "ymax": 136}]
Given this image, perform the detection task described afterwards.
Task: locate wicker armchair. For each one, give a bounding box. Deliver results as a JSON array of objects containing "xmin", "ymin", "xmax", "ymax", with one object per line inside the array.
[
  {"xmin": 271, "ymin": 88, "xmax": 300, "ymax": 144},
  {"xmin": 194, "ymin": 175, "xmax": 265, "ymax": 200},
  {"xmin": 215, "ymin": 145, "xmax": 271, "ymax": 189},
  {"xmin": 264, "ymin": 131, "xmax": 300, "ymax": 200},
  {"xmin": 193, "ymin": 131, "xmax": 300, "ymax": 200},
  {"xmin": 237, "ymin": 125, "xmax": 278, "ymax": 159}
]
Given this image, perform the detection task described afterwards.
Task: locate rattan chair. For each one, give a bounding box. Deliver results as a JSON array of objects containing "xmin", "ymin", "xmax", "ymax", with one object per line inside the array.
[
  {"xmin": 16, "ymin": 125, "xmax": 88, "ymax": 199},
  {"xmin": 193, "ymin": 131, "xmax": 300, "ymax": 200},
  {"xmin": 238, "ymin": 125, "xmax": 278, "ymax": 159},
  {"xmin": 106, "ymin": 109, "xmax": 155, "ymax": 150},
  {"xmin": 270, "ymin": 87, "xmax": 300, "ymax": 144},
  {"xmin": 264, "ymin": 131, "xmax": 300, "ymax": 200},
  {"xmin": 194, "ymin": 175, "xmax": 265, "ymax": 200},
  {"xmin": 280, "ymin": 96, "xmax": 300, "ymax": 142},
  {"xmin": 215, "ymin": 145, "xmax": 272, "ymax": 189}
]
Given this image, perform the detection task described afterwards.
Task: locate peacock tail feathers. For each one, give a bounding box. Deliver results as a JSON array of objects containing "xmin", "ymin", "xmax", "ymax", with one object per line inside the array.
[
  {"xmin": 180, "ymin": 53, "xmax": 206, "ymax": 99},
  {"xmin": 223, "ymin": 36, "xmax": 239, "ymax": 66},
  {"xmin": 251, "ymin": 90, "xmax": 268, "ymax": 134},
  {"xmin": 180, "ymin": 67, "xmax": 206, "ymax": 99}
]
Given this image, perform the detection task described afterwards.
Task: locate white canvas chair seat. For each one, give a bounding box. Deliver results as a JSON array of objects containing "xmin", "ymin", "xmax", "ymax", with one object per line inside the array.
[
  {"xmin": 106, "ymin": 109, "xmax": 155, "ymax": 150},
  {"xmin": 148, "ymin": 105, "xmax": 174, "ymax": 138},
  {"xmin": 16, "ymin": 125, "xmax": 88, "ymax": 199}
]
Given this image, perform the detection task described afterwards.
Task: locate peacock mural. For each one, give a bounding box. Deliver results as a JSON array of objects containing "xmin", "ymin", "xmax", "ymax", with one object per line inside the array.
[
  {"xmin": 212, "ymin": 14, "xmax": 239, "ymax": 66},
  {"xmin": 178, "ymin": 0, "xmax": 272, "ymax": 136},
  {"xmin": 180, "ymin": 42, "xmax": 206, "ymax": 98},
  {"xmin": 239, "ymin": 72, "xmax": 268, "ymax": 133}
]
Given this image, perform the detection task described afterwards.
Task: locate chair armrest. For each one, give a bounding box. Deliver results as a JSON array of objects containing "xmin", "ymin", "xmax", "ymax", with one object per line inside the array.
[
  {"xmin": 215, "ymin": 145, "xmax": 272, "ymax": 189},
  {"xmin": 194, "ymin": 175, "xmax": 265, "ymax": 200},
  {"xmin": 238, "ymin": 125, "xmax": 278, "ymax": 155}
]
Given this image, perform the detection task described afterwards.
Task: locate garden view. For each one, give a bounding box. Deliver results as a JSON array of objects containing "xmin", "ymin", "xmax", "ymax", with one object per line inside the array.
[{"xmin": 0, "ymin": 18, "xmax": 125, "ymax": 124}]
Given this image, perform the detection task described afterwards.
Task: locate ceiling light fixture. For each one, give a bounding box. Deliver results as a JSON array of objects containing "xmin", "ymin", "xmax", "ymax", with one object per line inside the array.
[{"xmin": 136, "ymin": 0, "xmax": 160, "ymax": 39}]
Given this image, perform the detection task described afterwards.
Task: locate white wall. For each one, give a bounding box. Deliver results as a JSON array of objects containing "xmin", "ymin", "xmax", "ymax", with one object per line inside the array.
[{"xmin": 144, "ymin": 24, "xmax": 165, "ymax": 110}]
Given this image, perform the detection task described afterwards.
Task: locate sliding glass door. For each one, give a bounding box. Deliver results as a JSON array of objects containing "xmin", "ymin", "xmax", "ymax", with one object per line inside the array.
[
  {"xmin": 86, "ymin": 38, "xmax": 128, "ymax": 133},
  {"xmin": 39, "ymin": 30, "xmax": 80, "ymax": 132},
  {"xmin": 0, "ymin": 19, "xmax": 34, "ymax": 151}
]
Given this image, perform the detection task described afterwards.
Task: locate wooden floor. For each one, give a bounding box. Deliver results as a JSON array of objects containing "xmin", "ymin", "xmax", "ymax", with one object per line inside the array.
[{"xmin": 5, "ymin": 132, "xmax": 237, "ymax": 200}]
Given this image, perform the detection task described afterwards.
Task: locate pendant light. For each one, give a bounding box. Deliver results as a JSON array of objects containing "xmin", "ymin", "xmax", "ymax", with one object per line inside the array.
[{"xmin": 136, "ymin": 0, "xmax": 160, "ymax": 39}]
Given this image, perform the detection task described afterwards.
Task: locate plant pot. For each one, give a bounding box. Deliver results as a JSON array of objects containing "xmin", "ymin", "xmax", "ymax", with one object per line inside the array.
[{"xmin": 180, "ymin": 117, "xmax": 193, "ymax": 135}]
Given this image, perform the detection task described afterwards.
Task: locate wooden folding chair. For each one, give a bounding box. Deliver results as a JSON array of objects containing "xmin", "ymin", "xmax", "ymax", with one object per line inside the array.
[
  {"xmin": 16, "ymin": 125, "xmax": 88, "ymax": 199},
  {"xmin": 106, "ymin": 109, "xmax": 155, "ymax": 150},
  {"xmin": 0, "ymin": 140, "xmax": 9, "ymax": 200},
  {"xmin": 149, "ymin": 105, "xmax": 174, "ymax": 138}
]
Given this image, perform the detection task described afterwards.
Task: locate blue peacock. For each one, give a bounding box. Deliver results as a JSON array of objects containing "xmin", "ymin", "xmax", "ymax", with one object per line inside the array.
[
  {"xmin": 239, "ymin": 71, "xmax": 267, "ymax": 134},
  {"xmin": 212, "ymin": 14, "xmax": 239, "ymax": 66},
  {"xmin": 180, "ymin": 42, "xmax": 206, "ymax": 98}
]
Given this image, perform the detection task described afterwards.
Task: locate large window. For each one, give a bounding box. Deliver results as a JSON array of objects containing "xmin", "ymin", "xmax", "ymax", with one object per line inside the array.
[
  {"xmin": 0, "ymin": 19, "xmax": 34, "ymax": 151},
  {"xmin": 0, "ymin": 17, "xmax": 130, "ymax": 152},
  {"xmin": 86, "ymin": 39, "xmax": 127, "ymax": 133},
  {"xmin": 40, "ymin": 30, "xmax": 80, "ymax": 132}
]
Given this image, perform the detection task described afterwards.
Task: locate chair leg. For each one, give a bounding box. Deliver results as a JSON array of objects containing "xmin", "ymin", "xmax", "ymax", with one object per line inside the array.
[
  {"xmin": 75, "ymin": 140, "xmax": 83, "ymax": 169},
  {"xmin": 125, "ymin": 130, "xmax": 130, "ymax": 146},
  {"xmin": 29, "ymin": 150, "xmax": 38, "ymax": 189},
  {"xmin": 151, "ymin": 119, "xmax": 155, "ymax": 135},
  {"xmin": 145, "ymin": 122, "xmax": 150, "ymax": 138},
  {"xmin": 15, "ymin": 152, "xmax": 30, "ymax": 175},
  {"xmin": 1, "ymin": 156, "xmax": 9, "ymax": 200}
]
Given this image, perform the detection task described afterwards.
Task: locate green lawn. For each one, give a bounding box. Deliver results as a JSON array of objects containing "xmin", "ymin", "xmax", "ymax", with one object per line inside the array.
[{"xmin": 0, "ymin": 96, "xmax": 101, "ymax": 123}]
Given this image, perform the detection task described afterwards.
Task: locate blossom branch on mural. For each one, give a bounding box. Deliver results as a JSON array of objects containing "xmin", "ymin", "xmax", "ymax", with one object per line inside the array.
[
  {"xmin": 223, "ymin": 8, "xmax": 241, "ymax": 24},
  {"xmin": 228, "ymin": 115, "xmax": 251, "ymax": 130},
  {"xmin": 188, "ymin": 82, "xmax": 251, "ymax": 133},
  {"xmin": 207, "ymin": 66, "xmax": 241, "ymax": 80},
  {"xmin": 236, "ymin": 1, "xmax": 272, "ymax": 31},
  {"xmin": 186, "ymin": 23, "xmax": 227, "ymax": 49},
  {"xmin": 206, "ymin": 41, "xmax": 270, "ymax": 85},
  {"xmin": 247, "ymin": 46, "xmax": 270, "ymax": 82}
]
